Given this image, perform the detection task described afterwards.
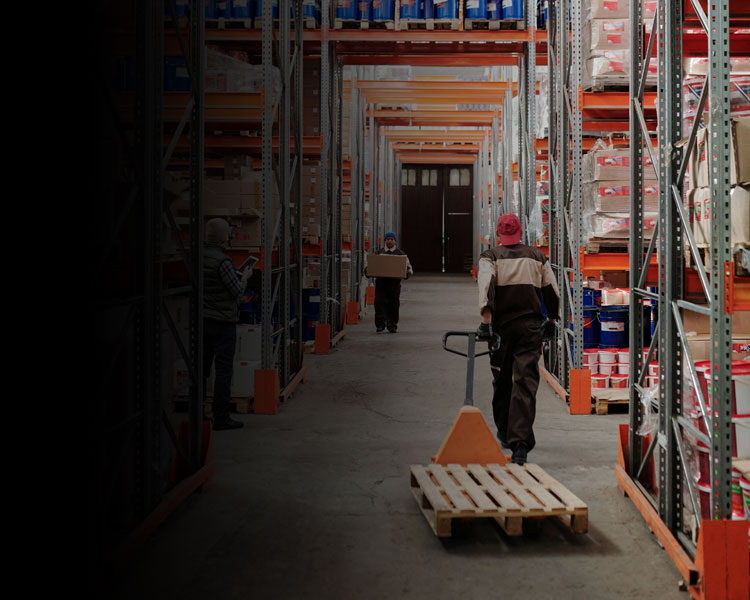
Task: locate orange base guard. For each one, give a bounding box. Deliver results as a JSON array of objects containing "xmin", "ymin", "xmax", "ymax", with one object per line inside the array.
[
  {"xmin": 365, "ymin": 286, "xmax": 375, "ymax": 305},
  {"xmin": 346, "ymin": 301, "xmax": 359, "ymax": 324},
  {"xmin": 692, "ymin": 520, "xmax": 749, "ymax": 600},
  {"xmin": 569, "ymin": 368, "xmax": 592, "ymax": 415},
  {"xmin": 314, "ymin": 324, "xmax": 330, "ymax": 355},
  {"xmin": 432, "ymin": 406, "xmax": 508, "ymax": 466},
  {"xmin": 254, "ymin": 369, "xmax": 280, "ymax": 414}
]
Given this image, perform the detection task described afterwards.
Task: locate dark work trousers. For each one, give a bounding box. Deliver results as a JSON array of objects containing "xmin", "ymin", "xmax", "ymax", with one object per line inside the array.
[
  {"xmin": 203, "ymin": 318, "xmax": 237, "ymax": 421},
  {"xmin": 489, "ymin": 315, "xmax": 543, "ymax": 451},
  {"xmin": 374, "ymin": 278, "xmax": 401, "ymax": 329}
]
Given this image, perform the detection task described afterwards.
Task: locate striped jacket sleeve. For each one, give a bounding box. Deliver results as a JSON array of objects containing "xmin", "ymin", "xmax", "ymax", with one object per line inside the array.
[
  {"xmin": 541, "ymin": 258, "xmax": 560, "ymax": 319},
  {"xmin": 477, "ymin": 251, "xmax": 496, "ymax": 314}
]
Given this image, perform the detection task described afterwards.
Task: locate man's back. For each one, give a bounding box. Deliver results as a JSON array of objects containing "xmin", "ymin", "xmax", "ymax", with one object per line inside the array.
[{"xmin": 478, "ymin": 244, "xmax": 559, "ymax": 328}]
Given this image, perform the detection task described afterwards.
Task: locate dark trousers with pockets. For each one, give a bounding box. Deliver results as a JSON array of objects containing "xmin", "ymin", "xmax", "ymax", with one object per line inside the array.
[
  {"xmin": 374, "ymin": 278, "xmax": 401, "ymax": 329},
  {"xmin": 203, "ymin": 318, "xmax": 237, "ymax": 421},
  {"xmin": 490, "ymin": 316, "xmax": 543, "ymax": 451}
]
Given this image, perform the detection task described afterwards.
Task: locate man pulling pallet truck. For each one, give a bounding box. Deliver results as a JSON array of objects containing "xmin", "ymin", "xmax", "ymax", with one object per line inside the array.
[{"xmin": 476, "ymin": 213, "xmax": 560, "ymax": 465}]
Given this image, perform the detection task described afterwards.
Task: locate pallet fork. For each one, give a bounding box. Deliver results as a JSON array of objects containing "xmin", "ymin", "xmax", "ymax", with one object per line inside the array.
[{"xmin": 432, "ymin": 331, "xmax": 508, "ymax": 466}]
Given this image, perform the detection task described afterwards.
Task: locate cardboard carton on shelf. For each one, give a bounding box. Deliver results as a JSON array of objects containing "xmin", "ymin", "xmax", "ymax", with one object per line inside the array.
[
  {"xmin": 693, "ymin": 117, "xmax": 750, "ymax": 188},
  {"xmin": 682, "ymin": 310, "xmax": 750, "ymax": 361},
  {"xmin": 690, "ymin": 185, "xmax": 750, "ymax": 247},
  {"xmin": 585, "ymin": 0, "xmax": 629, "ymax": 19},
  {"xmin": 584, "ymin": 19, "xmax": 630, "ymax": 52},
  {"xmin": 366, "ymin": 254, "xmax": 408, "ymax": 279}
]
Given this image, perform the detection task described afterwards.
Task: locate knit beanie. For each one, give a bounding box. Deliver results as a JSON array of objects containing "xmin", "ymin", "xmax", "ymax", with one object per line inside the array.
[
  {"xmin": 384, "ymin": 232, "xmax": 396, "ymax": 242},
  {"xmin": 206, "ymin": 218, "xmax": 230, "ymax": 244}
]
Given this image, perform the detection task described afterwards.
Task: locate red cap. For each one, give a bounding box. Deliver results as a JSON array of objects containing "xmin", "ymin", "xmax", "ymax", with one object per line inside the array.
[{"xmin": 497, "ymin": 213, "xmax": 522, "ymax": 245}]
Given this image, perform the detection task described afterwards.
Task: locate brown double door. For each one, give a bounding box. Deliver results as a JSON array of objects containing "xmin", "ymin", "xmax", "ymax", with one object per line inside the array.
[{"xmin": 400, "ymin": 165, "xmax": 473, "ymax": 273}]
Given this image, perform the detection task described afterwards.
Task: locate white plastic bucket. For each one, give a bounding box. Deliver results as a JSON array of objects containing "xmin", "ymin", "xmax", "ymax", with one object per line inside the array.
[
  {"xmin": 231, "ymin": 359, "xmax": 261, "ymax": 397},
  {"xmin": 592, "ymin": 374, "xmax": 610, "ymax": 389},
  {"xmin": 600, "ymin": 349, "xmax": 618, "ymax": 364},
  {"xmin": 598, "ymin": 363, "xmax": 615, "ymax": 376},
  {"xmin": 584, "ymin": 348, "xmax": 600, "ymax": 365},
  {"xmin": 735, "ymin": 374, "xmax": 750, "ymax": 414},
  {"xmin": 586, "ymin": 362, "xmax": 599, "ymax": 375},
  {"xmin": 618, "ymin": 362, "xmax": 630, "ymax": 375},
  {"xmin": 610, "ymin": 374, "xmax": 628, "ymax": 389},
  {"xmin": 617, "ymin": 348, "xmax": 629, "ymax": 363}
]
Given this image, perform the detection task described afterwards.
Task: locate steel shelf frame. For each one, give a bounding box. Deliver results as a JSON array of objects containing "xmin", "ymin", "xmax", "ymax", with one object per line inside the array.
[
  {"xmin": 545, "ymin": 0, "xmax": 585, "ymax": 398},
  {"xmin": 91, "ymin": 0, "xmax": 208, "ymax": 567},
  {"xmin": 624, "ymin": 0, "xmax": 743, "ymax": 565},
  {"xmin": 260, "ymin": 0, "xmax": 305, "ymax": 396}
]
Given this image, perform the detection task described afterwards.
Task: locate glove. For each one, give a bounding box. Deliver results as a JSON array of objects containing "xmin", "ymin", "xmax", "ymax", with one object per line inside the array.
[
  {"xmin": 542, "ymin": 319, "xmax": 557, "ymax": 341},
  {"xmin": 477, "ymin": 322, "xmax": 493, "ymax": 341}
]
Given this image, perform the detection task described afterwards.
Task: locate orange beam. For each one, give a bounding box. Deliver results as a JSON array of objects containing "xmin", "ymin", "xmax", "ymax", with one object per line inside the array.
[
  {"xmin": 392, "ymin": 143, "xmax": 480, "ymax": 152},
  {"xmin": 583, "ymin": 91, "xmax": 657, "ymax": 110},
  {"xmin": 357, "ymin": 80, "xmax": 529, "ymax": 91},
  {"xmin": 396, "ymin": 153, "xmax": 476, "ymax": 164}
]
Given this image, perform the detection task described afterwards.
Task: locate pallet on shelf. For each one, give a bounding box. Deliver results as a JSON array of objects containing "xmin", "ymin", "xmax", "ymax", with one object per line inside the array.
[
  {"xmin": 334, "ymin": 18, "xmax": 370, "ymax": 29},
  {"xmin": 205, "ymin": 17, "xmax": 253, "ymax": 29},
  {"xmin": 585, "ymin": 239, "xmax": 630, "ymax": 254},
  {"xmin": 464, "ymin": 18, "xmax": 523, "ymax": 30},
  {"xmin": 303, "ymin": 236, "xmax": 320, "ymax": 245},
  {"xmin": 398, "ymin": 18, "xmax": 459, "ymax": 30},
  {"xmin": 592, "ymin": 388, "xmax": 629, "ymax": 415},
  {"xmin": 410, "ymin": 462, "xmax": 588, "ymax": 538}
]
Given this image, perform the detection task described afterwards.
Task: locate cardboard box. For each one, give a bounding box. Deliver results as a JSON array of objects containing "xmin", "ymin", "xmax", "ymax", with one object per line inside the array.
[
  {"xmin": 690, "ymin": 185, "xmax": 750, "ymax": 246},
  {"xmin": 683, "ymin": 309, "xmax": 750, "ymax": 361},
  {"xmin": 231, "ymin": 219, "xmax": 261, "ymax": 246},
  {"xmin": 694, "ymin": 117, "xmax": 750, "ymax": 187},
  {"xmin": 586, "ymin": 181, "xmax": 659, "ymax": 213},
  {"xmin": 585, "ymin": 0, "xmax": 629, "ymax": 19},
  {"xmin": 366, "ymin": 254, "xmax": 408, "ymax": 279},
  {"xmin": 205, "ymin": 179, "xmax": 254, "ymax": 195},
  {"xmin": 303, "ymin": 224, "xmax": 321, "ymax": 237},
  {"xmin": 205, "ymin": 193, "xmax": 243, "ymax": 212},
  {"xmin": 584, "ymin": 148, "xmax": 658, "ymax": 182},
  {"xmin": 584, "ymin": 19, "xmax": 630, "ymax": 51}
]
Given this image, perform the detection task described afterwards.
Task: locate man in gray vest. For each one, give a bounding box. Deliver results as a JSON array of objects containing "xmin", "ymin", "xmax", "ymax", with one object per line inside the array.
[{"xmin": 204, "ymin": 218, "xmax": 252, "ymax": 430}]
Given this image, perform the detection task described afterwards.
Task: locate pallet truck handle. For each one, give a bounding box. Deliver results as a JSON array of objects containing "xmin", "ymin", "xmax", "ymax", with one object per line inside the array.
[{"xmin": 442, "ymin": 331, "xmax": 501, "ymax": 357}]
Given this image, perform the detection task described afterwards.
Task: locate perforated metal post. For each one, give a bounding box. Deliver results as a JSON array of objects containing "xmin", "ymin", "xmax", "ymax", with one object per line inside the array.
[
  {"xmin": 279, "ymin": 0, "xmax": 291, "ymax": 385},
  {"xmin": 657, "ymin": 0, "xmax": 684, "ymax": 531},
  {"xmin": 628, "ymin": 0, "xmax": 646, "ymax": 479},
  {"xmin": 708, "ymin": 0, "xmax": 733, "ymax": 519},
  {"xmin": 320, "ymin": 0, "xmax": 331, "ymax": 326},
  {"xmin": 261, "ymin": 0, "xmax": 274, "ymax": 369}
]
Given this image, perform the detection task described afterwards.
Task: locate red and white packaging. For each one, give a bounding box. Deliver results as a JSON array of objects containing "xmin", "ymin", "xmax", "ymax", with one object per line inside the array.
[{"xmin": 592, "ymin": 374, "xmax": 610, "ymax": 389}]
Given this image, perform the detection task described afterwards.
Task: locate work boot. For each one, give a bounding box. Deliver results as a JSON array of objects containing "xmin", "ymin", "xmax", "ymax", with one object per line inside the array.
[
  {"xmin": 213, "ymin": 416, "xmax": 243, "ymax": 431},
  {"xmin": 376, "ymin": 326, "xmax": 385, "ymax": 333},
  {"xmin": 496, "ymin": 431, "xmax": 511, "ymax": 450},
  {"xmin": 511, "ymin": 443, "xmax": 528, "ymax": 465},
  {"xmin": 387, "ymin": 327, "xmax": 397, "ymax": 333}
]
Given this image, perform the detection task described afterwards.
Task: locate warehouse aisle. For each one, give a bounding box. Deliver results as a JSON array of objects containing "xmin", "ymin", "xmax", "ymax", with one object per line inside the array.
[{"xmin": 115, "ymin": 274, "xmax": 685, "ymax": 600}]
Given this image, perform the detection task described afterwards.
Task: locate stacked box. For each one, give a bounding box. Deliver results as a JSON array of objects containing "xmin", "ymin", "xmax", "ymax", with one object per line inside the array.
[
  {"xmin": 341, "ymin": 249, "xmax": 351, "ymax": 302},
  {"xmin": 296, "ymin": 161, "xmax": 323, "ymax": 239},
  {"xmin": 686, "ymin": 117, "xmax": 750, "ymax": 256},
  {"xmin": 582, "ymin": 0, "xmax": 630, "ymax": 89},
  {"xmin": 583, "ymin": 147, "xmax": 659, "ymax": 241},
  {"xmin": 303, "ymin": 59, "xmax": 321, "ymax": 138}
]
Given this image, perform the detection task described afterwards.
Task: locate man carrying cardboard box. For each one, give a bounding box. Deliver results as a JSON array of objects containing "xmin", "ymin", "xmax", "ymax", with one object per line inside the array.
[{"xmin": 368, "ymin": 232, "xmax": 413, "ymax": 333}]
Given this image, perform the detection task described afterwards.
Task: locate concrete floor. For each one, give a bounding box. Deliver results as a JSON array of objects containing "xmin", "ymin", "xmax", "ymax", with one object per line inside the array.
[{"xmin": 116, "ymin": 274, "xmax": 686, "ymax": 600}]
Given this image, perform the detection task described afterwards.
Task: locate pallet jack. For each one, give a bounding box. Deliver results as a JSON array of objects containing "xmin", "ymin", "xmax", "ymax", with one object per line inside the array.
[
  {"xmin": 432, "ymin": 330, "xmax": 508, "ymax": 466},
  {"xmin": 410, "ymin": 330, "xmax": 588, "ymax": 538}
]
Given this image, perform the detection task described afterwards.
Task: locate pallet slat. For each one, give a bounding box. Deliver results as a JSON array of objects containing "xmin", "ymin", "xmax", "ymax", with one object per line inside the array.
[
  {"xmin": 506, "ymin": 463, "xmax": 567, "ymax": 511},
  {"xmin": 429, "ymin": 464, "xmax": 476, "ymax": 512},
  {"xmin": 465, "ymin": 464, "xmax": 523, "ymax": 512},
  {"xmin": 525, "ymin": 464, "xmax": 588, "ymax": 511},
  {"xmin": 410, "ymin": 463, "xmax": 589, "ymax": 538},
  {"xmin": 448, "ymin": 464, "xmax": 499, "ymax": 511},
  {"xmin": 486, "ymin": 464, "xmax": 546, "ymax": 511}
]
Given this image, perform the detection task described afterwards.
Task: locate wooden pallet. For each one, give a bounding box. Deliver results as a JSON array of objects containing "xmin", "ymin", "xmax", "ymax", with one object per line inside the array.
[
  {"xmin": 398, "ymin": 18, "xmax": 459, "ymax": 30},
  {"xmin": 585, "ymin": 239, "xmax": 630, "ymax": 254},
  {"xmin": 172, "ymin": 397, "xmax": 252, "ymax": 414},
  {"xmin": 206, "ymin": 17, "xmax": 253, "ymax": 29},
  {"xmin": 464, "ymin": 18, "xmax": 523, "ymax": 30},
  {"xmin": 410, "ymin": 463, "xmax": 588, "ymax": 538},
  {"xmin": 302, "ymin": 236, "xmax": 320, "ymax": 245},
  {"xmin": 592, "ymin": 387, "xmax": 629, "ymax": 415}
]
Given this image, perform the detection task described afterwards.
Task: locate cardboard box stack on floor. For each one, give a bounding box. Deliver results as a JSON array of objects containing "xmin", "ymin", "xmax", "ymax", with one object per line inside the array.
[{"xmin": 582, "ymin": 146, "xmax": 659, "ymax": 243}]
